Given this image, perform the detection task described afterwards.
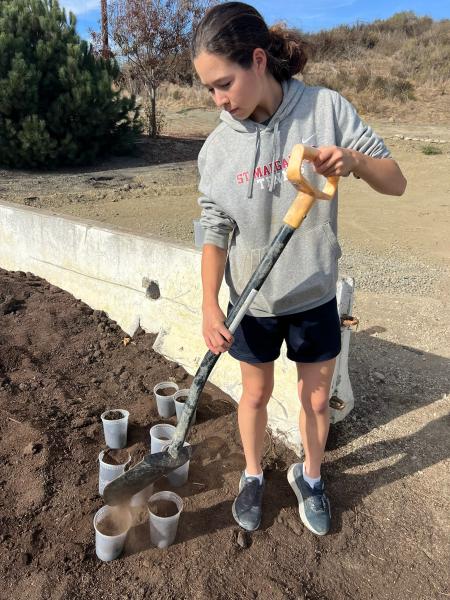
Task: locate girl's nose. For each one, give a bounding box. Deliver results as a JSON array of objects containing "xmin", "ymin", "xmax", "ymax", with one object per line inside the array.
[{"xmin": 214, "ymin": 90, "xmax": 229, "ymax": 109}]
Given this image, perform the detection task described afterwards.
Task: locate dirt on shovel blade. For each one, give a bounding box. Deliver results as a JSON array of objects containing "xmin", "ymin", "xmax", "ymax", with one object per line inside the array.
[{"xmin": 0, "ymin": 267, "xmax": 447, "ymax": 600}]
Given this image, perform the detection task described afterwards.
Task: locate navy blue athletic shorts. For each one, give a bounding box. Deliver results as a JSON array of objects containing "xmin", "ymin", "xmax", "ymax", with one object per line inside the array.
[{"xmin": 227, "ymin": 297, "xmax": 341, "ymax": 364}]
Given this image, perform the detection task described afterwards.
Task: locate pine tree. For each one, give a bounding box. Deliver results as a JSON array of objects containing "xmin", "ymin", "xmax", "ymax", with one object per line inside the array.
[{"xmin": 0, "ymin": 0, "xmax": 141, "ymax": 168}]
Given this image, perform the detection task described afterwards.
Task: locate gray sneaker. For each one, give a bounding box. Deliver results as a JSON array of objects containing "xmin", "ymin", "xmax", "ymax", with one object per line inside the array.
[
  {"xmin": 232, "ymin": 472, "xmax": 265, "ymax": 531},
  {"xmin": 287, "ymin": 463, "xmax": 331, "ymax": 536}
]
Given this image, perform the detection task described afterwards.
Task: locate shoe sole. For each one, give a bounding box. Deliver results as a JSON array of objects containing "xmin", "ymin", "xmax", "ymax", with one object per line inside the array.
[{"xmin": 287, "ymin": 464, "xmax": 328, "ymax": 536}]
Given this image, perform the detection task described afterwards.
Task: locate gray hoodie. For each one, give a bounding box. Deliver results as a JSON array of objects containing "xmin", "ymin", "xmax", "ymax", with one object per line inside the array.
[{"xmin": 198, "ymin": 78, "xmax": 390, "ymax": 316}]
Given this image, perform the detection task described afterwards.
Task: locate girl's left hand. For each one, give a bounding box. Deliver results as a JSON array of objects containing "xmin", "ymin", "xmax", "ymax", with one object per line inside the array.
[{"xmin": 312, "ymin": 146, "xmax": 357, "ymax": 178}]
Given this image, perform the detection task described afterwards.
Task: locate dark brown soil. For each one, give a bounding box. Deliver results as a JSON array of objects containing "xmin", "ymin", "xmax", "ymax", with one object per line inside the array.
[
  {"xmin": 103, "ymin": 410, "xmax": 126, "ymax": 421},
  {"xmin": 149, "ymin": 500, "xmax": 180, "ymax": 518},
  {"xmin": 101, "ymin": 449, "xmax": 130, "ymax": 466},
  {"xmin": 0, "ymin": 267, "xmax": 448, "ymax": 600},
  {"xmin": 156, "ymin": 386, "xmax": 178, "ymax": 396}
]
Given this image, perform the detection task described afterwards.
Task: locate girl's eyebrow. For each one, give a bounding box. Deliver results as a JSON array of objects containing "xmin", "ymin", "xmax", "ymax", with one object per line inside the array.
[{"xmin": 203, "ymin": 77, "xmax": 231, "ymax": 87}]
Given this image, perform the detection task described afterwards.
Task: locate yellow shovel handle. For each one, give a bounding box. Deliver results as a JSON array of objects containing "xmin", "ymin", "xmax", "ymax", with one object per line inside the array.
[{"xmin": 284, "ymin": 144, "xmax": 339, "ymax": 229}]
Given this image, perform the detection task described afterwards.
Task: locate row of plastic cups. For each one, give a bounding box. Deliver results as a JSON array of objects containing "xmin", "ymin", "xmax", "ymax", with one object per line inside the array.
[
  {"xmin": 154, "ymin": 382, "xmax": 196, "ymax": 424},
  {"xmin": 94, "ymin": 490, "xmax": 183, "ymax": 561},
  {"xmin": 98, "ymin": 424, "xmax": 191, "ymax": 498},
  {"xmin": 99, "ymin": 383, "xmax": 195, "ymax": 451},
  {"xmin": 95, "ymin": 423, "xmax": 188, "ymax": 560}
]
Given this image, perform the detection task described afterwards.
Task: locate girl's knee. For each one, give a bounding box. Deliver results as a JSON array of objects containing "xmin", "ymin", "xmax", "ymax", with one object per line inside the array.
[
  {"xmin": 241, "ymin": 383, "xmax": 273, "ymax": 410},
  {"xmin": 301, "ymin": 396, "xmax": 329, "ymax": 415}
]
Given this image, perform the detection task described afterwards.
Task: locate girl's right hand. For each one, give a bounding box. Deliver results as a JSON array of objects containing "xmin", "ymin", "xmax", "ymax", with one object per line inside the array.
[{"xmin": 202, "ymin": 303, "xmax": 234, "ymax": 355}]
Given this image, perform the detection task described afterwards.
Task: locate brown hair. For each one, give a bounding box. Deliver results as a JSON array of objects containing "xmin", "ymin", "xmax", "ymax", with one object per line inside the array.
[{"xmin": 192, "ymin": 2, "xmax": 310, "ymax": 82}]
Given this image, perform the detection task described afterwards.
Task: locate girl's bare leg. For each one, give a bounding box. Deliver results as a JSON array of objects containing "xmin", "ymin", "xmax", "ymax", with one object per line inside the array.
[
  {"xmin": 238, "ymin": 361, "xmax": 274, "ymax": 475},
  {"xmin": 296, "ymin": 359, "xmax": 336, "ymax": 478}
]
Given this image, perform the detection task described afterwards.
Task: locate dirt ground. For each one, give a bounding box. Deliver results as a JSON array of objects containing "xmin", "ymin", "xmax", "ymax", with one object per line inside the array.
[
  {"xmin": 0, "ymin": 108, "xmax": 449, "ymax": 599},
  {"xmin": 0, "ymin": 268, "xmax": 448, "ymax": 600}
]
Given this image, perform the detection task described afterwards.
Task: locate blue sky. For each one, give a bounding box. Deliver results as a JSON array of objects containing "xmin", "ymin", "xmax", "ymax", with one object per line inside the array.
[{"xmin": 60, "ymin": 0, "xmax": 449, "ymax": 41}]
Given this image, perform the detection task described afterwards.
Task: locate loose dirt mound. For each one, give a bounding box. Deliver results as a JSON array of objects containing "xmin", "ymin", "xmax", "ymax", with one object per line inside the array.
[{"xmin": 0, "ymin": 268, "xmax": 448, "ymax": 600}]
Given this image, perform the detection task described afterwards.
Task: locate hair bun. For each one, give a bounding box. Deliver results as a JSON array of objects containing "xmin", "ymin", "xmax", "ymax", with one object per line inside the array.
[{"xmin": 267, "ymin": 23, "xmax": 310, "ymax": 79}]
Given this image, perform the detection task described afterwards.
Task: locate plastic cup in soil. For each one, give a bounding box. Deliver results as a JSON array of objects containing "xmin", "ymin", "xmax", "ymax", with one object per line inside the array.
[
  {"xmin": 101, "ymin": 409, "xmax": 129, "ymax": 449},
  {"xmin": 148, "ymin": 491, "xmax": 183, "ymax": 549},
  {"xmin": 153, "ymin": 381, "xmax": 178, "ymax": 418},
  {"xmin": 149, "ymin": 425, "xmax": 191, "ymax": 487},
  {"xmin": 167, "ymin": 442, "xmax": 191, "ymax": 487},
  {"xmin": 149, "ymin": 423, "xmax": 176, "ymax": 454},
  {"xmin": 174, "ymin": 388, "xmax": 196, "ymax": 426},
  {"xmin": 94, "ymin": 505, "xmax": 132, "ymax": 562},
  {"xmin": 129, "ymin": 482, "xmax": 154, "ymax": 508},
  {"xmin": 98, "ymin": 449, "xmax": 131, "ymax": 496}
]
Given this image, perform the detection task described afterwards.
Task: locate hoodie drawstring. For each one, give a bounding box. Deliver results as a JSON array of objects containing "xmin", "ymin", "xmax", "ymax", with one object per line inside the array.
[
  {"xmin": 246, "ymin": 126, "xmax": 260, "ymax": 199},
  {"xmin": 269, "ymin": 120, "xmax": 280, "ymax": 193},
  {"xmin": 246, "ymin": 120, "xmax": 280, "ymax": 199}
]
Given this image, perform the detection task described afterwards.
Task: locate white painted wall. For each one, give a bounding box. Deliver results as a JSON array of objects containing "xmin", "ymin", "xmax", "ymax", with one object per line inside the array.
[{"xmin": 0, "ymin": 201, "xmax": 354, "ymax": 452}]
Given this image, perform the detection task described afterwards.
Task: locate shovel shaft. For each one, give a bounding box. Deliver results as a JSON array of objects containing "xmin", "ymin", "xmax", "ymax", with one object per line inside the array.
[
  {"xmin": 168, "ymin": 223, "xmax": 296, "ymax": 456},
  {"xmin": 169, "ymin": 144, "xmax": 340, "ymax": 458}
]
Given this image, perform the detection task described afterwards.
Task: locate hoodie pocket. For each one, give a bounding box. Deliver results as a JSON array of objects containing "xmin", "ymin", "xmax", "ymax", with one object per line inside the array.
[{"xmin": 250, "ymin": 221, "xmax": 342, "ymax": 314}]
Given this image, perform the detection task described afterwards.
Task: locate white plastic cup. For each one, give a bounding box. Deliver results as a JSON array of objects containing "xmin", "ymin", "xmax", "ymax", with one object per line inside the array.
[
  {"xmin": 98, "ymin": 449, "xmax": 131, "ymax": 496},
  {"xmin": 94, "ymin": 505, "xmax": 132, "ymax": 561},
  {"xmin": 101, "ymin": 409, "xmax": 129, "ymax": 449},
  {"xmin": 174, "ymin": 389, "xmax": 196, "ymax": 426},
  {"xmin": 129, "ymin": 482, "xmax": 154, "ymax": 508},
  {"xmin": 149, "ymin": 423, "xmax": 176, "ymax": 454},
  {"xmin": 153, "ymin": 382, "xmax": 178, "ymax": 418},
  {"xmin": 193, "ymin": 219, "xmax": 205, "ymax": 247},
  {"xmin": 167, "ymin": 442, "xmax": 191, "ymax": 487},
  {"xmin": 149, "ymin": 425, "xmax": 190, "ymax": 487},
  {"xmin": 148, "ymin": 491, "xmax": 183, "ymax": 549}
]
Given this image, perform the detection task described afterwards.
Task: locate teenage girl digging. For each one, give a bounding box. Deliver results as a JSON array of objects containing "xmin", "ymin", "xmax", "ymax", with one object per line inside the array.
[{"xmin": 192, "ymin": 2, "xmax": 406, "ymax": 535}]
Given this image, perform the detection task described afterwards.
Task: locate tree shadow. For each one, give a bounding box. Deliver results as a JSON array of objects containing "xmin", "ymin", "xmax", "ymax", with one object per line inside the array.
[
  {"xmin": 122, "ymin": 330, "xmax": 450, "ymax": 544},
  {"xmin": 16, "ymin": 136, "xmax": 207, "ymax": 176},
  {"xmin": 322, "ymin": 328, "xmax": 450, "ymax": 532},
  {"xmin": 326, "ymin": 412, "xmax": 449, "ymax": 533},
  {"xmin": 123, "ymin": 499, "xmax": 235, "ymax": 556},
  {"xmin": 327, "ymin": 328, "xmax": 449, "ymax": 449}
]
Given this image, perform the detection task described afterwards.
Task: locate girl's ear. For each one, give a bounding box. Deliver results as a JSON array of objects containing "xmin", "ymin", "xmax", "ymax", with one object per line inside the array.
[{"xmin": 252, "ymin": 47, "xmax": 267, "ymax": 74}]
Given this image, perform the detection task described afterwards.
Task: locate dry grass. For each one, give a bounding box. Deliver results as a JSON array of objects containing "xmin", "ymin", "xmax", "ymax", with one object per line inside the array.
[
  {"xmin": 122, "ymin": 12, "xmax": 449, "ymax": 124},
  {"xmin": 157, "ymin": 81, "xmax": 214, "ymax": 110}
]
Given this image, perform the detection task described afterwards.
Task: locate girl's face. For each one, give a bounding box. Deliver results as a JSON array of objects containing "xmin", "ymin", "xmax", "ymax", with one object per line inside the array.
[{"xmin": 194, "ymin": 50, "xmax": 266, "ymax": 120}]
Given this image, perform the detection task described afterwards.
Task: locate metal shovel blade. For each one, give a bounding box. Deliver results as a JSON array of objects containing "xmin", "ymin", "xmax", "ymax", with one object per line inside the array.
[{"xmin": 102, "ymin": 445, "xmax": 192, "ymax": 506}]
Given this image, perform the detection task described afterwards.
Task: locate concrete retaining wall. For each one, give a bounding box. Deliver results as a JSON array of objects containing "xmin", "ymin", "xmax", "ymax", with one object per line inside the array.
[{"xmin": 0, "ymin": 201, "xmax": 354, "ymax": 452}]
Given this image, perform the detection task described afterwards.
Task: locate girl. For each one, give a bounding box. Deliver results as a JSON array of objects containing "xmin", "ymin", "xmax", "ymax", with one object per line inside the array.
[{"xmin": 191, "ymin": 2, "xmax": 406, "ymax": 535}]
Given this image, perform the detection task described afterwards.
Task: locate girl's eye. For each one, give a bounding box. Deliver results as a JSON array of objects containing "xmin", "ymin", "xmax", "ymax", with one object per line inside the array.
[{"xmin": 208, "ymin": 82, "xmax": 231, "ymax": 94}]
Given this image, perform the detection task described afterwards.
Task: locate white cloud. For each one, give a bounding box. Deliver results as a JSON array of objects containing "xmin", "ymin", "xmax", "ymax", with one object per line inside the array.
[{"xmin": 58, "ymin": 1, "xmax": 99, "ymax": 15}]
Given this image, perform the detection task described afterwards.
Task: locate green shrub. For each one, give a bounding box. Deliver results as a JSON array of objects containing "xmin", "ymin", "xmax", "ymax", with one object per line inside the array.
[
  {"xmin": 0, "ymin": 0, "xmax": 142, "ymax": 168},
  {"xmin": 421, "ymin": 145, "xmax": 443, "ymax": 155}
]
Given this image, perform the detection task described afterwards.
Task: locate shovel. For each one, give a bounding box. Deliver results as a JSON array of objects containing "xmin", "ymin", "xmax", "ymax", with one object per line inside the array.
[{"xmin": 103, "ymin": 144, "xmax": 339, "ymax": 505}]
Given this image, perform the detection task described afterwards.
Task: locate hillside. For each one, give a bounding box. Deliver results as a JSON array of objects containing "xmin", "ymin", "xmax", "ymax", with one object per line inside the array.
[{"xmin": 156, "ymin": 11, "xmax": 450, "ymax": 124}]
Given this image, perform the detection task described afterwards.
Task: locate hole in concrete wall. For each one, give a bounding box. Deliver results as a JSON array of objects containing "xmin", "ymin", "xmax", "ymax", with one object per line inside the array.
[{"xmin": 142, "ymin": 278, "xmax": 160, "ymax": 300}]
